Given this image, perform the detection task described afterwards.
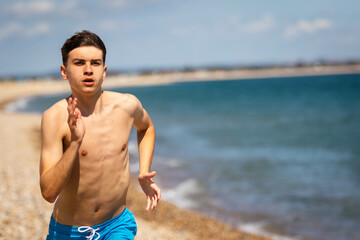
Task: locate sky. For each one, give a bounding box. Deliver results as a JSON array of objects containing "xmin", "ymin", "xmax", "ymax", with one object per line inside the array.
[{"xmin": 0, "ymin": 0, "xmax": 359, "ymax": 77}]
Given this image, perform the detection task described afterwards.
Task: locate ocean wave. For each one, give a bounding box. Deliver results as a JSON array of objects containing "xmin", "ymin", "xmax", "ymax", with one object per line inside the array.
[
  {"xmin": 239, "ymin": 221, "xmax": 301, "ymax": 240},
  {"xmin": 161, "ymin": 178, "xmax": 207, "ymax": 209},
  {"xmin": 5, "ymin": 97, "xmax": 30, "ymax": 112}
]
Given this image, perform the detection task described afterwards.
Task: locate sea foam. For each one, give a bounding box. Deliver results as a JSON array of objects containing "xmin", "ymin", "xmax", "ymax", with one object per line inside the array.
[
  {"xmin": 162, "ymin": 178, "xmax": 206, "ymax": 209},
  {"xmin": 5, "ymin": 97, "xmax": 30, "ymax": 112}
]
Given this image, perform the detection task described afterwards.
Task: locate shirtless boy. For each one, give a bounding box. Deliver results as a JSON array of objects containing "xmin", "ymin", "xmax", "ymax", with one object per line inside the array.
[{"xmin": 40, "ymin": 30, "xmax": 161, "ymax": 239}]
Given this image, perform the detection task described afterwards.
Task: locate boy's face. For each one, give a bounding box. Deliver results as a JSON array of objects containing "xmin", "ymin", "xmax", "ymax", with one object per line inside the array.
[{"xmin": 61, "ymin": 46, "xmax": 107, "ymax": 95}]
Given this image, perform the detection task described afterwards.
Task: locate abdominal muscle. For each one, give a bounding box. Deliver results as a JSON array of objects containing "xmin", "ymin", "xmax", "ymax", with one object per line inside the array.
[{"xmin": 52, "ymin": 151, "xmax": 131, "ymax": 227}]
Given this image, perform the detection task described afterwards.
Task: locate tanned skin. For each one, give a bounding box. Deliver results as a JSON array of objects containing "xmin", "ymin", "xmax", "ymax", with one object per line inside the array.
[{"xmin": 40, "ymin": 46, "xmax": 161, "ymax": 226}]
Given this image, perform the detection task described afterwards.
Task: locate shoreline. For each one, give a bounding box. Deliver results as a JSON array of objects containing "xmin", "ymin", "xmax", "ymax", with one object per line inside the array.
[{"xmin": 1, "ymin": 66, "xmax": 359, "ymax": 239}]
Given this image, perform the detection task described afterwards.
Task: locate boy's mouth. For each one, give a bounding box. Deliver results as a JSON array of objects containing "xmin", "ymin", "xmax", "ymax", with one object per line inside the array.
[{"xmin": 82, "ymin": 78, "xmax": 95, "ymax": 86}]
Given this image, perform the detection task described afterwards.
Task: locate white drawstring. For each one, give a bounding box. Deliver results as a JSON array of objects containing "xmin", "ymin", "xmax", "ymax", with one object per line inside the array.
[{"xmin": 78, "ymin": 226, "xmax": 101, "ymax": 240}]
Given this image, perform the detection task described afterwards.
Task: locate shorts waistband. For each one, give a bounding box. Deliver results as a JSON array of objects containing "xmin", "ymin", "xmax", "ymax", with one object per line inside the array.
[{"xmin": 50, "ymin": 208, "xmax": 130, "ymax": 232}]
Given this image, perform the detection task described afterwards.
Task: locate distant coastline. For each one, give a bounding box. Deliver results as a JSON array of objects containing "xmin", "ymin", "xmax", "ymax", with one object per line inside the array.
[
  {"xmin": 1, "ymin": 62, "xmax": 360, "ymax": 82},
  {"xmin": 1, "ymin": 64, "xmax": 359, "ymax": 111}
]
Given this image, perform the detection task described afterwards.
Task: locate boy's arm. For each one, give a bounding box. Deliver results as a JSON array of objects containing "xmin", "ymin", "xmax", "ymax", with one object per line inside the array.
[
  {"xmin": 133, "ymin": 98, "xmax": 161, "ymax": 211},
  {"xmin": 40, "ymin": 97, "xmax": 85, "ymax": 203}
]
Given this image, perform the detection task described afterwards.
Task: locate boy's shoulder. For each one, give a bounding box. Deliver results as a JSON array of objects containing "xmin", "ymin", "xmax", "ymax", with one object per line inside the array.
[
  {"xmin": 104, "ymin": 91, "xmax": 139, "ymax": 101},
  {"xmin": 42, "ymin": 98, "xmax": 68, "ymax": 120},
  {"xmin": 103, "ymin": 91, "xmax": 143, "ymax": 116},
  {"xmin": 104, "ymin": 91, "xmax": 142, "ymax": 108}
]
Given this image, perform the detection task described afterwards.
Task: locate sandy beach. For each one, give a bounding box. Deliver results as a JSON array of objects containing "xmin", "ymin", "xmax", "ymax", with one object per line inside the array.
[{"xmin": 1, "ymin": 65, "xmax": 359, "ymax": 240}]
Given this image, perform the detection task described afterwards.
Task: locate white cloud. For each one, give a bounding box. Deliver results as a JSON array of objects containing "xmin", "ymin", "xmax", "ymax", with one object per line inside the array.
[
  {"xmin": 103, "ymin": 0, "xmax": 169, "ymax": 10},
  {"xmin": 242, "ymin": 15, "xmax": 275, "ymax": 33},
  {"xmin": 25, "ymin": 22, "xmax": 51, "ymax": 37},
  {"xmin": 227, "ymin": 15, "xmax": 240, "ymax": 25},
  {"xmin": 0, "ymin": 23, "xmax": 22, "ymax": 41},
  {"xmin": 103, "ymin": 0, "xmax": 129, "ymax": 9},
  {"xmin": 225, "ymin": 14, "xmax": 275, "ymax": 34},
  {"xmin": 170, "ymin": 14, "xmax": 276, "ymax": 41},
  {"xmin": 6, "ymin": 1, "xmax": 54, "ymax": 16},
  {"xmin": 284, "ymin": 18, "xmax": 332, "ymax": 38},
  {"xmin": 0, "ymin": 22, "xmax": 51, "ymax": 41},
  {"xmin": 61, "ymin": 1, "xmax": 80, "ymax": 12},
  {"xmin": 97, "ymin": 20, "xmax": 119, "ymax": 32}
]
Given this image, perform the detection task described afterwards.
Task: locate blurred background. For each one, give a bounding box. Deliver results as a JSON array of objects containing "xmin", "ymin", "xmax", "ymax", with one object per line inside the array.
[{"xmin": 0, "ymin": 0, "xmax": 359, "ymax": 77}]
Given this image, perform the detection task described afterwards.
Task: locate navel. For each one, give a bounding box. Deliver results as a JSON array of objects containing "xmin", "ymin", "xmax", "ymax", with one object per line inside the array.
[
  {"xmin": 81, "ymin": 149, "xmax": 88, "ymax": 156},
  {"xmin": 121, "ymin": 144, "xmax": 127, "ymax": 151},
  {"xmin": 94, "ymin": 205, "xmax": 101, "ymax": 215}
]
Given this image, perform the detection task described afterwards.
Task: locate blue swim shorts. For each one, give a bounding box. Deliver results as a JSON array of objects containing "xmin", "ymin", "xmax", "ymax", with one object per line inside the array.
[{"xmin": 46, "ymin": 208, "xmax": 137, "ymax": 240}]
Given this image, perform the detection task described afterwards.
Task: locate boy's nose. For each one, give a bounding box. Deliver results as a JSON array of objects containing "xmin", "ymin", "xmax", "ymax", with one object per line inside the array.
[{"xmin": 84, "ymin": 64, "xmax": 93, "ymax": 75}]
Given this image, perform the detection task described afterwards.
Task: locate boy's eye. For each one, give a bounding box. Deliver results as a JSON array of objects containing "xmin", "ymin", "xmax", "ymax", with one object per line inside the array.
[
  {"xmin": 92, "ymin": 61, "xmax": 101, "ymax": 66},
  {"xmin": 74, "ymin": 61, "xmax": 83, "ymax": 65}
]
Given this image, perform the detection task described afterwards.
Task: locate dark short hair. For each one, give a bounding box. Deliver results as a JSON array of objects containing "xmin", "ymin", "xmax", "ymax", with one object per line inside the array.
[{"xmin": 61, "ymin": 30, "xmax": 107, "ymax": 66}]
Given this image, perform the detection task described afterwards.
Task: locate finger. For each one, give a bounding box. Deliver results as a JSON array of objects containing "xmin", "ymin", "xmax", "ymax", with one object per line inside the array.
[
  {"xmin": 147, "ymin": 171, "xmax": 156, "ymax": 178},
  {"xmin": 152, "ymin": 195, "xmax": 158, "ymax": 209},
  {"xmin": 77, "ymin": 109, "xmax": 82, "ymax": 119},
  {"xmin": 68, "ymin": 98, "xmax": 78, "ymax": 124},
  {"xmin": 157, "ymin": 187, "xmax": 161, "ymax": 200},
  {"xmin": 152, "ymin": 184, "xmax": 161, "ymax": 199},
  {"xmin": 70, "ymin": 111, "xmax": 80, "ymax": 128},
  {"xmin": 74, "ymin": 108, "xmax": 81, "ymax": 120},
  {"xmin": 67, "ymin": 97, "xmax": 72, "ymax": 107},
  {"xmin": 74, "ymin": 109, "xmax": 78, "ymax": 119},
  {"xmin": 67, "ymin": 97, "xmax": 73, "ymax": 115},
  {"xmin": 146, "ymin": 197, "xmax": 151, "ymax": 211},
  {"xmin": 72, "ymin": 98, "xmax": 78, "ymax": 114}
]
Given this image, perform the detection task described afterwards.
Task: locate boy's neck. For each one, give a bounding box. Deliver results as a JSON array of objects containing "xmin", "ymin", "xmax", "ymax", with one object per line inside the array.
[{"xmin": 71, "ymin": 90, "xmax": 104, "ymax": 117}]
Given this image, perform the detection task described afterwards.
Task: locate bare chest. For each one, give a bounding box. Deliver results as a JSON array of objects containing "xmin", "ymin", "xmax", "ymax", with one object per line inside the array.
[{"xmin": 64, "ymin": 110, "xmax": 133, "ymax": 161}]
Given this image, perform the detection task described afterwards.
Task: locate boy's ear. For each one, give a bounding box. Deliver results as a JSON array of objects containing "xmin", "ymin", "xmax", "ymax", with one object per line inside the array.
[
  {"xmin": 60, "ymin": 65, "xmax": 68, "ymax": 80},
  {"xmin": 103, "ymin": 65, "xmax": 107, "ymax": 80}
]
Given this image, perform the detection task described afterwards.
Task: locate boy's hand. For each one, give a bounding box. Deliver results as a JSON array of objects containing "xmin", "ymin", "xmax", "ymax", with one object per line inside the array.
[
  {"xmin": 67, "ymin": 97, "xmax": 85, "ymax": 142},
  {"xmin": 138, "ymin": 171, "xmax": 161, "ymax": 211}
]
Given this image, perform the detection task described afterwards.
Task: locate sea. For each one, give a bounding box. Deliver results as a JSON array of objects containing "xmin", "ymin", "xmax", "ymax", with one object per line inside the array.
[{"xmin": 6, "ymin": 73, "xmax": 360, "ymax": 240}]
